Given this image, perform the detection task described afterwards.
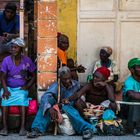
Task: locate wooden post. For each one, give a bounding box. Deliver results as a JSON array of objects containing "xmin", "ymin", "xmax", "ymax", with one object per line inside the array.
[
  {"xmin": 54, "ymin": 78, "xmax": 61, "ymax": 135},
  {"xmin": 20, "ymin": 0, "xmax": 24, "ymax": 39}
]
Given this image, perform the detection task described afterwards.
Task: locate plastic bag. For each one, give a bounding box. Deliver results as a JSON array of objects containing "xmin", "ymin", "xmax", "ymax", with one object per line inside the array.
[
  {"xmin": 58, "ymin": 113, "xmax": 75, "ymax": 135},
  {"xmin": 102, "ymin": 109, "xmax": 116, "ymax": 120},
  {"xmin": 100, "ymin": 100, "xmax": 110, "ymax": 108},
  {"xmin": 27, "ymin": 99, "xmax": 38, "ymax": 115}
]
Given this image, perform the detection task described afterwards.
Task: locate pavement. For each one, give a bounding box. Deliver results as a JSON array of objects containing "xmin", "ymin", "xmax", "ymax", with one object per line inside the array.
[{"xmin": 0, "ymin": 134, "xmax": 139, "ymax": 140}]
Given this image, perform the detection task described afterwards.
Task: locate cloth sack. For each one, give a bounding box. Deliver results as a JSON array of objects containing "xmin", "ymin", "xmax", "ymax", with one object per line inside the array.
[
  {"xmin": 58, "ymin": 113, "xmax": 75, "ymax": 135},
  {"xmin": 83, "ymin": 103, "xmax": 104, "ymax": 119},
  {"xmin": 27, "ymin": 99, "xmax": 38, "ymax": 115}
]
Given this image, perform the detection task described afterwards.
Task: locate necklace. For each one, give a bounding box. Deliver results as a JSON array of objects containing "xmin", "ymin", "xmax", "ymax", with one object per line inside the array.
[{"xmin": 12, "ymin": 56, "xmax": 21, "ymax": 66}]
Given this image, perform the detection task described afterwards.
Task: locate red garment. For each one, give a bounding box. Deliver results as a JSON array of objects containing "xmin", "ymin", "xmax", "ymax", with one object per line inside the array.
[
  {"xmin": 53, "ymin": 104, "xmax": 63, "ymax": 124},
  {"xmin": 9, "ymin": 100, "xmax": 38, "ymax": 115},
  {"xmin": 95, "ymin": 66, "xmax": 110, "ymax": 80},
  {"xmin": 57, "ymin": 48, "xmax": 67, "ymax": 65},
  {"xmin": 57, "ymin": 32, "xmax": 61, "ymax": 38}
]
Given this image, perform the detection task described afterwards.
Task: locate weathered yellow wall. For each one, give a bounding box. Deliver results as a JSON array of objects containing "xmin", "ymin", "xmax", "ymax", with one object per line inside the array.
[{"xmin": 57, "ymin": 0, "xmax": 77, "ymax": 61}]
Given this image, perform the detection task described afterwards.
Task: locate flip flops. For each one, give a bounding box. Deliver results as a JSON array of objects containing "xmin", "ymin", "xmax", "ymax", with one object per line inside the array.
[
  {"xmin": 0, "ymin": 129, "xmax": 8, "ymax": 136},
  {"xmin": 19, "ymin": 129, "xmax": 27, "ymax": 136},
  {"xmin": 27, "ymin": 129, "xmax": 43, "ymax": 138}
]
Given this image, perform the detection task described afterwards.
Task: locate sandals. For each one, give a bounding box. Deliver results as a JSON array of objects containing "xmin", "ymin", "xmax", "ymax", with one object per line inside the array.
[
  {"xmin": 27, "ymin": 129, "xmax": 43, "ymax": 138},
  {"xmin": 19, "ymin": 129, "xmax": 27, "ymax": 136},
  {"xmin": 0, "ymin": 129, "xmax": 8, "ymax": 136},
  {"xmin": 133, "ymin": 128, "xmax": 140, "ymax": 137}
]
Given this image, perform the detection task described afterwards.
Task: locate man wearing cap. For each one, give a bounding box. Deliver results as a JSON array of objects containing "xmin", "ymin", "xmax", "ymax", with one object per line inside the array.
[
  {"xmin": 63, "ymin": 66, "xmax": 117, "ymax": 115},
  {"xmin": 0, "ymin": 38, "xmax": 36, "ymax": 136},
  {"xmin": 27, "ymin": 66, "xmax": 96, "ymax": 139},
  {"xmin": 123, "ymin": 58, "xmax": 140, "ymax": 136}
]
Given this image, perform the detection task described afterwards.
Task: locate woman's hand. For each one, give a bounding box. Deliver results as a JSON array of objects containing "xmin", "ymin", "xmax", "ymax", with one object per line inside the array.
[
  {"xmin": 94, "ymin": 81, "xmax": 107, "ymax": 88},
  {"xmin": 20, "ymin": 86, "xmax": 28, "ymax": 90},
  {"xmin": 3, "ymin": 33, "xmax": 16, "ymax": 40},
  {"xmin": 2, "ymin": 90, "xmax": 10, "ymax": 99},
  {"xmin": 0, "ymin": 36, "xmax": 7, "ymax": 43},
  {"xmin": 110, "ymin": 102, "xmax": 117, "ymax": 111},
  {"xmin": 49, "ymin": 107, "xmax": 58, "ymax": 121}
]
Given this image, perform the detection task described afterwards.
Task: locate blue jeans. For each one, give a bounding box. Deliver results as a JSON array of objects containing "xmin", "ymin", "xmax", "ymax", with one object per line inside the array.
[{"xmin": 32, "ymin": 105, "xmax": 96, "ymax": 134}]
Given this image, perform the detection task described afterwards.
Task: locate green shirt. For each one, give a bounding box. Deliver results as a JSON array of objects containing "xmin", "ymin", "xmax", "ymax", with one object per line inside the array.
[{"xmin": 123, "ymin": 76, "xmax": 140, "ymax": 101}]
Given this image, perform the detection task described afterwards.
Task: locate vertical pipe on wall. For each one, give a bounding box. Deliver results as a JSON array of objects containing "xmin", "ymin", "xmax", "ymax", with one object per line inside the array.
[{"xmin": 20, "ymin": 0, "xmax": 24, "ymax": 39}]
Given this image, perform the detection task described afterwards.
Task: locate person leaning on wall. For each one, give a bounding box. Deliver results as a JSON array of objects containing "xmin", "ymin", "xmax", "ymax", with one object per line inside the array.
[
  {"xmin": 0, "ymin": 2, "xmax": 19, "ymax": 55},
  {"xmin": 93, "ymin": 46, "xmax": 121, "ymax": 92}
]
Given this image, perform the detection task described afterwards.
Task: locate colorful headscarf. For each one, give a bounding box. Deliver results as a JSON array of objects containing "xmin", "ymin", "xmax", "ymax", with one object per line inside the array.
[
  {"xmin": 10, "ymin": 38, "xmax": 25, "ymax": 47},
  {"xmin": 128, "ymin": 58, "xmax": 140, "ymax": 69},
  {"xmin": 95, "ymin": 66, "xmax": 110, "ymax": 80},
  {"xmin": 101, "ymin": 46, "xmax": 112, "ymax": 56}
]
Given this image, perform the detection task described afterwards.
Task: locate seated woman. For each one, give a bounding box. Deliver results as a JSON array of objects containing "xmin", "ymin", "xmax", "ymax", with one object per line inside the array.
[
  {"xmin": 63, "ymin": 67, "xmax": 117, "ymax": 115},
  {"xmin": 0, "ymin": 38, "xmax": 36, "ymax": 136},
  {"xmin": 93, "ymin": 46, "xmax": 120, "ymax": 91}
]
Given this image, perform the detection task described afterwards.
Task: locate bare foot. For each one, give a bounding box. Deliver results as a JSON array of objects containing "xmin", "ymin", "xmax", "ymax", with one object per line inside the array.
[
  {"xmin": 19, "ymin": 128, "xmax": 27, "ymax": 136},
  {"xmin": 0, "ymin": 128, "xmax": 8, "ymax": 136}
]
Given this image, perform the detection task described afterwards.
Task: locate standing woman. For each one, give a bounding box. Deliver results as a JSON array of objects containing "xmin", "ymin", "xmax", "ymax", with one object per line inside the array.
[{"xmin": 0, "ymin": 38, "xmax": 36, "ymax": 136}]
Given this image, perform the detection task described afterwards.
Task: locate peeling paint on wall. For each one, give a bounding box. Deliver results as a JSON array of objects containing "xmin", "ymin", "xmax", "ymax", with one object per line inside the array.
[
  {"xmin": 37, "ymin": 0, "xmax": 57, "ymax": 99},
  {"xmin": 38, "ymin": 73, "xmax": 56, "ymax": 90},
  {"xmin": 46, "ymin": 48, "xmax": 56, "ymax": 54},
  {"xmin": 41, "ymin": 48, "xmax": 57, "ymax": 56},
  {"xmin": 38, "ymin": 1, "xmax": 57, "ymax": 19}
]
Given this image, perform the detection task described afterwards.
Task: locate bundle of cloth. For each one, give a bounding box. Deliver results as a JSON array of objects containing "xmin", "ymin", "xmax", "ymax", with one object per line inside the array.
[{"xmin": 83, "ymin": 102, "xmax": 105, "ymax": 119}]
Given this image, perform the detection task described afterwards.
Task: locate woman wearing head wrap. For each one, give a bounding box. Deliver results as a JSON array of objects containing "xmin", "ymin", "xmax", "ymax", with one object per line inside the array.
[
  {"xmin": 123, "ymin": 58, "xmax": 140, "ymax": 136},
  {"xmin": 63, "ymin": 66, "xmax": 117, "ymax": 115},
  {"xmin": 93, "ymin": 46, "xmax": 120, "ymax": 91},
  {"xmin": 0, "ymin": 38, "xmax": 36, "ymax": 136}
]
